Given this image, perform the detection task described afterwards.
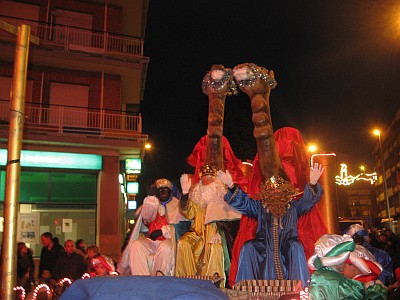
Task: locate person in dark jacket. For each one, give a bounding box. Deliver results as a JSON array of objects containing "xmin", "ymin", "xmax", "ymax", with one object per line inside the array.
[
  {"xmin": 54, "ymin": 240, "xmax": 86, "ymax": 280},
  {"xmin": 39, "ymin": 232, "xmax": 65, "ymax": 276}
]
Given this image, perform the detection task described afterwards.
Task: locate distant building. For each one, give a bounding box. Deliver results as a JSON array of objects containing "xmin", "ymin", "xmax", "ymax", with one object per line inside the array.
[
  {"xmin": 0, "ymin": 0, "xmax": 149, "ymax": 261},
  {"xmin": 336, "ymin": 179, "xmax": 379, "ymax": 232},
  {"xmin": 372, "ymin": 107, "xmax": 400, "ymax": 233}
]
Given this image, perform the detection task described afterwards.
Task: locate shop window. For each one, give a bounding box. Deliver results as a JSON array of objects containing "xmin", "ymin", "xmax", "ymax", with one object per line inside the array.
[
  {"xmin": 0, "ymin": 171, "xmax": 97, "ymax": 257},
  {"xmin": 51, "ymin": 173, "xmax": 97, "ymax": 203}
]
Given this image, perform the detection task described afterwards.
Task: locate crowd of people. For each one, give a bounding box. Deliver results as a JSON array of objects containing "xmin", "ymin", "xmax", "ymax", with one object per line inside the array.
[{"xmin": 16, "ymin": 233, "xmax": 117, "ymax": 299}]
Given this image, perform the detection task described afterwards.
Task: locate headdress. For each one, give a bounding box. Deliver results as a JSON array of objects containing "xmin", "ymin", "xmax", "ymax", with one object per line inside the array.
[
  {"xmin": 155, "ymin": 178, "xmax": 172, "ymax": 190},
  {"xmin": 199, "ymin": 164, "xmax": 217, "ymax": 178},
  {"xmin": 186, "ymin": 135, "xmax": 248, "ymax": 188}
]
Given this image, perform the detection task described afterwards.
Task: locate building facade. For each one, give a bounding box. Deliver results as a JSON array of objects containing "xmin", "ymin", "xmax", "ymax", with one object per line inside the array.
[
  {"xmin": 0, "ymin": 0, "xmax": 149, "ymax": 262},
  {"xmin": 372, "ymin": 107, "xmax": 400, "ymax": 233},
  {"xmin": 336, "ymin": 179, "xmax": 378, "ymax": 232}
]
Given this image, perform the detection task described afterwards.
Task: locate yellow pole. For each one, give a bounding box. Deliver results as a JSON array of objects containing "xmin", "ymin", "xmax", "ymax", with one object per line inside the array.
[
  {"xmin": 314, "ymin": 154, "xmax": 340, "ymax": 234},
  {"xmin": 0, "ymin": 24, "xmax": 30, "ymax": 300}
]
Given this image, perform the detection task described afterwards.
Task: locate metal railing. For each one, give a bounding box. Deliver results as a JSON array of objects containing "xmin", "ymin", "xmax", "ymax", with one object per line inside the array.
[
  {"xmin": 0, "ymin": 16, "xmax": 144, "ymax": 58},
  {"xmin": 0, "ymin": 101, "xmax": 144, "ymax": 140}
]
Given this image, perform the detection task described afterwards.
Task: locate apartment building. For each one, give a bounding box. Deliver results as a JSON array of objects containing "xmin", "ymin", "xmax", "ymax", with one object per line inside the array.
[
  {"xmin": 372, "ymin": 107, "xmax": 400, "ymax": 233},
  {"xmin": 0, "ymin": 0, "xmax": 149, "ymax": 261}
]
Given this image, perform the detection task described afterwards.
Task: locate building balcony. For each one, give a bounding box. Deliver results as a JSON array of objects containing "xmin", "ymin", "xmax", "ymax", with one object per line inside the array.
[
  {"xmin": 0, "ymin": 16, "xmax": 148, "ymax": 64},
  {"xmin": 0, "ymin": 100, "xmax": 148, "ymax": 144}
]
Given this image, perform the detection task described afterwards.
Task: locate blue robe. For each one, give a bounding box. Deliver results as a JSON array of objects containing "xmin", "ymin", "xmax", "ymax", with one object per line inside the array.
[
  {"xmin": 224, "ymin": 183, "xmax": 323, "ymax": 287},
  {"xmin": 363, "ymin": 243, "xmax": 393, "ymax": 285}
]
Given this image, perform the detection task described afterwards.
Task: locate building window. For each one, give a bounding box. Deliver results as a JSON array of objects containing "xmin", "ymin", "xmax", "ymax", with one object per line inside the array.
[
  {"xmin": 49, "ymin": 82, "xmax": 89, "ymax": 127},
  {"xmin": 0, "ymin": 1, "xmax": 40, "ymax": 23},
  {"xmin": 51, "ymin": 9, "xmax": 93, "ymax": 46}
]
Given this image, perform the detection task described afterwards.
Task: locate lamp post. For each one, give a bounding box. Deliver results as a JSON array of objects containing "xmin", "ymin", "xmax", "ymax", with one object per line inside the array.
[
  {"xmin": 373, "ymin": 129, "xmax": 392, "ymax": 231},
  {"xmin": 308, "ymin": 143, "xmax": 339, "ymax": 233}
]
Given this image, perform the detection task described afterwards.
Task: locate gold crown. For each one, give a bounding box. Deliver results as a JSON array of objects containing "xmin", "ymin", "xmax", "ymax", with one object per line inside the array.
[
  {"xmin": 199, "ymin": 165, "xmax": 217, "ymax": 178},
  {"xmin": 155, "ymin": 178, "xmax": 172, "ymax": 190}
]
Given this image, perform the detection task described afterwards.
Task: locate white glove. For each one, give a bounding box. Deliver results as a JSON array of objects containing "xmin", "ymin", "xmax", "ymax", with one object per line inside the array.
[
  {"xmin": 209, "ymin": 233, "xmax": 222, "ymax": 244},
  {"xmin": 217, "ymin": 169, "xmax": 234, "ymax": 188},
  {"xmin": 310, "ymin": 162, "xmax": 325, "ymax": 185},
  {"xmin": 142, "ymin": 196, "xmax": 159, "ymax": 222},
  {"xmin": 161, "ymin": 225, "xmax": 171, "ymax": 239},
  {"xmin": 180, "ymin": 174, "xmax": 192, "ymax": 194}
]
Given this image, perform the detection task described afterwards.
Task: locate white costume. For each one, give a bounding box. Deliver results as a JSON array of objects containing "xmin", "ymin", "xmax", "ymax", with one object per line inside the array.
[{"xmin": 118, "ymin": 180, "xmax": 189, "ymax": 276}]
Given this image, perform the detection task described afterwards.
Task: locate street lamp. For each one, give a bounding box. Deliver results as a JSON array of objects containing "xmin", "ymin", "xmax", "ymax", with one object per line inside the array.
[
  {"xmin": 308, "ymin": 144, "xmax": 317, "ymax": 154},
  {"xmin": 373, "ymin": 129, "xmax": 392, "ymax": 231}
]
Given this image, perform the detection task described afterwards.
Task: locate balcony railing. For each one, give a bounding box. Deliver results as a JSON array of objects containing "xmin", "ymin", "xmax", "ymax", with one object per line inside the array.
[
  {"xmin": 0, "ymin": 16, "xmax": 144, "ymax": 59},
  {"xmin": 0, "ymin": 101, "xmax": 146, "ymax": 141}
]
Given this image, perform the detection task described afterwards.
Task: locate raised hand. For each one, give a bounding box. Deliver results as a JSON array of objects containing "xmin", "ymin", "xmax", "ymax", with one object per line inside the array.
[
  {"xmin": 310, "ymin": 163, "xmax": 325, "ymax": 185},
  {"xmin": 217, "ymin": 169, "xmax": 234, "ymax": 188},
  {"xmin": 180, "ymin": 174, "xmax": 192, "ymax": 194}
]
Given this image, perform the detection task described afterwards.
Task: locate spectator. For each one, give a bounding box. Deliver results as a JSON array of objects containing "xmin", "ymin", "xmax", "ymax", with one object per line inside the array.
[
  {"xmin": 378, "ymin": 233, "xmax": 390, "ymax": 250},
  {"xmin": 17, "ymin": 242, "xmax": 34, "ymax": 292},
  {"xmin": 86, "ymin": 244, "xmax": 100, "ymax": 274},
  {"xmin": 39, "ymin": 232, "xmax": 65, "ymax": 276},
  {"xmin": 90, "ymin": 255, "xmax": 118, "ymax": 277},
  {"xmin": 75, "ymin": 239, "xmax": 87, "ymax": 257},
  {"xmin": 384, "ymin": 229, "xmax": 400, "ymax": 281},
  {"xmin": 368, "ymin": 231, "xmax": 381, "ymax": 248},
  {"xmin": 53, "ymin": 236, "xmax": 60, "ymax": 246},
  {"xmin": 53, "ymin": 240, "xmax": 85, "ymax": 280},
  {"xmin": 38, "ymin": 269, "xmax": 56, "ymax": 288},
  {"xmin": 384, "ymin": 229, "xmax": 400, "ymax": 248}
]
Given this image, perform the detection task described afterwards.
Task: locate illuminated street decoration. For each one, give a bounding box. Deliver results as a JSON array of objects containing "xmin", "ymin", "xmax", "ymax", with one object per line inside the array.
[
  {"xmin": 13, "ymin": 286, "xmax": 25, "ymax": 299},
  {"xmin": 335, "ymin": 163, "xmax": 377, "ymax": 185},
  {"xmin": 310, "ymin": 153, "xmax": 336, "ymax": 165},
  {"xmin": 32, "ymin": 284, "xmax": 51, "ymax": 300}
]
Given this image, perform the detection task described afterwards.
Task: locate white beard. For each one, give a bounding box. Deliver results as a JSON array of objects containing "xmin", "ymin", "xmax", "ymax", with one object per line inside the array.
[{"xmin": 190, "ymin": 179, "xmax": 227, "ymax": 208}]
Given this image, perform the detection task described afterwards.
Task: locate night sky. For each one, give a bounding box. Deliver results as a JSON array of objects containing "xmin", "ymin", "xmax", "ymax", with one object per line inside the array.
[{"xmin": 140, "ymin": 0, "xmax": 400, "ymax": 191}]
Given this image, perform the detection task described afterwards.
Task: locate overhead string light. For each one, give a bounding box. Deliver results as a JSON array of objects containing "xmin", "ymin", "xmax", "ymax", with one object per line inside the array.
[{"xmin": 335, "ymin": 163, "xmax": 377, "ymax": 186}]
